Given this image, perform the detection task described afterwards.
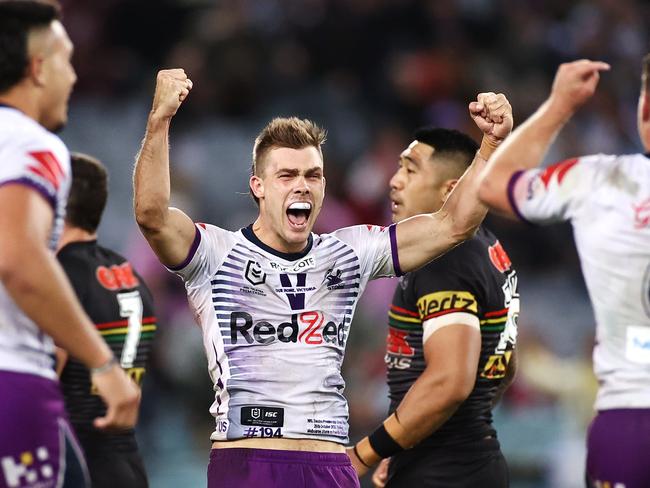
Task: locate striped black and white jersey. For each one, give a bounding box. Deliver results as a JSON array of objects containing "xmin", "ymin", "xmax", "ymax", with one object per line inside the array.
[
  {"xmin": 170, "ymin": 222, "xmax": 399, "ymax": 443},
  {"xmin": 58, "ymin": 241, "xmax": 156, "ymax": 451},
  {"xmin": 0, "ymin": 105, "xmax": 71, "ymax": 380},
  {"xmin": 509, "ymin": 153, "xmax": 650, "ymax": 410}
]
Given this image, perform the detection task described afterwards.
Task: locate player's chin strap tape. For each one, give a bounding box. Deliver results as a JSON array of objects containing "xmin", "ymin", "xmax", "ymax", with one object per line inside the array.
[{"xmin": 368, "ymin": 423, "xmax": 404, "ymax": 459}]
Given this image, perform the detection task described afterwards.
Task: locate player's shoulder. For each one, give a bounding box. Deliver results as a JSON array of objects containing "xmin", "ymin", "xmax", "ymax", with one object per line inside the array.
[
  {"xmin": 57, "ymin": 242, "xmax": 97, "ymax": 276},
  {"xmin": 0, "ymin": 107, "xmax": 68, "ymax": 157},
  {"xmin": 197, "ymin": 222, "xmax": 240, "ymax": 238},
  {"xmin": 95, "ymin": 243, "xmax": 130, "ymax": 265},
  {"xmin": 572, "ymin": 152, "xmax": 647, "ymax": 187},
  {"xmin": 421, "ymin": 227, "xmax": 491, "ymax": 272},
  {"xmin": 324, "ymin": 224, "xmax": 390, "ymax": 244}
]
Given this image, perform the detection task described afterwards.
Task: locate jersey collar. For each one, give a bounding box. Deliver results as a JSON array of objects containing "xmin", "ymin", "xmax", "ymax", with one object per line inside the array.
[{"xmin": 242, "ymin": 224, "xmax": 313, "ymax": 261}]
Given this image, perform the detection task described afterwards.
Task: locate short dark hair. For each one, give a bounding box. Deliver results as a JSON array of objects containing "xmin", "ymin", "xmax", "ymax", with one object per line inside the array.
[
  {"xmin": 0, "ymin": 0, "xmax": 61, "ymax": 94},
  {"xmin": 642, "ymin": 53, "xmax": 650, "ymax": 94},
  {"xmin": 413, "ymin": 127, "xmax": 479, "ymax": 178},
  {"xmin": 250, "ymin": 117, "xmax": 327, "ymax": 205},
  {"xmin": 66, "ymin": 152, "xmax": 108, "ymax": 233}
]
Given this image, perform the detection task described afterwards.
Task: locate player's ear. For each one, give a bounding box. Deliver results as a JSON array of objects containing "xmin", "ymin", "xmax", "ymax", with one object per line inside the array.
[
  {"xmin": 250, "ymin": 175, "xmax": 264, "ymax": 200},
  {"xmin": 641, "ymin": 92, "xmax": 650, "ymax": 122},
  {"xmin": 27, "ymin": 54, "xmax": 46, "ymax": 87},
  {"xmin": 443, "ymin": 179, "xmax": 458, "ymax": 200}
]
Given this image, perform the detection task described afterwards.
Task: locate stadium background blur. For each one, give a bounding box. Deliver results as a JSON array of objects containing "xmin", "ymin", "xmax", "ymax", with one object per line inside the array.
[{"xmin": 55, "ymin": 0, "xmax": 648, "ymax": 486}]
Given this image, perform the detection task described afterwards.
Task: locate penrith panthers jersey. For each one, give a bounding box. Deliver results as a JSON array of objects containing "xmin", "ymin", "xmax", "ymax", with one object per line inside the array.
[
  {"xmin": 508, "ymin": 153, "xmax": 650, "ymax": 410},
  {"xmin": 0, "ymin": 105, "xmax": 71, "ymax": 380},
  {"xmin": 387, "ymin": 226, "xmax": 518, "ymax": 448},
  {"xmin": 58, "ymin": 241, "xmax": 156, "ymax": 451},
  {"xmin": 170, "ymin": 223, "xmax": 399, "ymax": 443}
]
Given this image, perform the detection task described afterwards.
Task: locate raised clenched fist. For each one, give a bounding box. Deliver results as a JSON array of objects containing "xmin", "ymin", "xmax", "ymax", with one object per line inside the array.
[
  {"xmin": 549, "ymin": 59, "xmax": 610, "ymax": 115},
  {"xmin": 469, "ymin": 92, "xmax": 513, "ymax": 146},
  {"xmin": 150, "ymin": 68, "xmax": 193, "ymax": 119}
]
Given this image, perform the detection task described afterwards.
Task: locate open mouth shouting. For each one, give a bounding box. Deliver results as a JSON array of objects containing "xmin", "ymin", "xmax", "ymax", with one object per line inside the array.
[{"xmin": 286, "ymin": 201, "xmax": 312, "ymax": 231}]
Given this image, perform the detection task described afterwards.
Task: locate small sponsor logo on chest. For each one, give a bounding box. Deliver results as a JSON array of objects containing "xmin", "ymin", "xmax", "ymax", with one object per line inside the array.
[{"xmin": 269, "ymin": 256, "xmax": 316, "ymax": 273}]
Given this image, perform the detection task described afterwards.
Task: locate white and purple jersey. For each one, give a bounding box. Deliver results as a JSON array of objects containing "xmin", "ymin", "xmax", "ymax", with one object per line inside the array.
[
  {"xmin": 170, "ymin": 223, "xmax": 400, "ymax": 443},
  {"xmin": 0, "ymin": 105, "xmax": 71, "ymax": 380},
  {"xmin": 508, "ymin": 153, "xmax": 650, "ymax": 410}
]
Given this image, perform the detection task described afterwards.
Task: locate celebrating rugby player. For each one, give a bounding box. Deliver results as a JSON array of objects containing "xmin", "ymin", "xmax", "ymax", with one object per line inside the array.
[
  {"xmin": 133, "ymin": 68, "xmax": 509, "ymax": 487},
  {"xmin": 479, "ymin": 57, "xmax": 650, "ymax": 488}
]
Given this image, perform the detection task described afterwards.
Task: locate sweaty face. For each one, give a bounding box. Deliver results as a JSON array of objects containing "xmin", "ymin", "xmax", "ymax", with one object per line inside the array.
[
  {"xmin": 389, "ymin": 141, "xmax": 448, "ymax": 223},
  {"xmin": 35, "ymin": 21, "xmax": 77, "ymax": 131},
  {"xmin": 251, "ymin": 146, "xmax": 325, "ymax": 252}
]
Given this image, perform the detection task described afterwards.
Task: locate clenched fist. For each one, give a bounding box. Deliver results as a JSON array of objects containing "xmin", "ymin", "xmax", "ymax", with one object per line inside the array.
[
  {"xmin": 549, "ymin": 59, "xmax": 610, "ymax": 115},
  {"xmin": 469, "ymin": 92, "xmax": 513, "ymax": 146},
  {"xmin": 151, "ymin": 69, "xmax": 193, "ymax": 119}
]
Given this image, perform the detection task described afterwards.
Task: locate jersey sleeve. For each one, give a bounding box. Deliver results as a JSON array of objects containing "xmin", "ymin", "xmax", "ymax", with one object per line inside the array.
[
  {"xmin": 167, "ymin": 223, "xmax": 237, "ymax": 288},
  {"xmin": 0, "ymin": 130, "xmax": 70, "ymax": 210},
  {"xmin": 506, "ymin": 155, "xmax": 602, "ymax": 224},
  {"xmin": 331, "ymin": 224, "xmax": 400, "ymax": 280},
  {"xmin": 413, "ymin": 249, "xmax": 485, "ymax": 344}
]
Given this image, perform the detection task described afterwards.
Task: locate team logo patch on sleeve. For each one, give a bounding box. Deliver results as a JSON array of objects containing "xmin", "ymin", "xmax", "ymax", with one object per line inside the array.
[{"xmin": 416, "ymin": 291, "xmax": 478, "ymax": 320}]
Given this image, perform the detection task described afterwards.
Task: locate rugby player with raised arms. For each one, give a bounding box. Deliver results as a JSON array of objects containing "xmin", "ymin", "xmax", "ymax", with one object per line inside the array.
[
  {"xmin": 0, "ymin": 2, "xmax": 139, "ymax": 487},
  {"xmin": 133, "ymin": 68, "xmax": 509, "ymax": 487},
  {"xmin": 479, "ymin": 57, "xmax": 650, "ymax": 488}
]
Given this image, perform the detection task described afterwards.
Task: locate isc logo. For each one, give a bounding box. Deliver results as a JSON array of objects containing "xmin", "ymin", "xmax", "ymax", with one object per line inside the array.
[{"xmin": 229, "ymin": 311, "xmax": 346, "ymax": 346}]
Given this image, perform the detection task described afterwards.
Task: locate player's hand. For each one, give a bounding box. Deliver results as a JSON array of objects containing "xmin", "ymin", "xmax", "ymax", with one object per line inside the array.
[
  {"xmin": 469, "ymin": 92, "xmax": 513, "ymax": 147},
  {"xmin": 549, "ymin": 59, "xmax": 610, "ymax": 115},
  {"xmin": 346, "ymin": 446, "xmax": 371, "ymax": 478},
  {"xmin": 372, "ymin": 458, "xmax": 390, "ymax": 487},
  {"xmin": 150, "ymin": 68, "xmax": 193, "ymax": 119},
  {"xmin": 92, "ymin": 362, "xmax": 141, "ymax": 431}
]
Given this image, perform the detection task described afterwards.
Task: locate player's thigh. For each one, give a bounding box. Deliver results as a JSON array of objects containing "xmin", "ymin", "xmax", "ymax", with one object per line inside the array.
[
  {"xmin": 208, "ymin": 448, "xmax": 359, "ymax": 488},
  {"xmin": 586, "ymin": 409, "xmax": 650, "ymax": 488},
  {"xmin": 387, "ymin": 449, "xmax": 509, "ymax": 488},
  {"xmin": 85, "ymin": 451, "xmax": 148, "ymax": 488},
  {"xmin": 0, "ymin": 371, "xmax": 89, "ymax": 488}
]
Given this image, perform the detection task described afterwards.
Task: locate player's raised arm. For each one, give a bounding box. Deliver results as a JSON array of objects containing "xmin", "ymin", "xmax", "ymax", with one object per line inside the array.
[
  {"xmin": 394, "ymin": 93, "xmax": 513, "ymax": 273},
  {"xmin": 133, "ymin": 69, "xmax": 196, "ymax": 267},
  {"xmin": 478, "ymin": 60, "xmax": 610, "ymax": 217}
]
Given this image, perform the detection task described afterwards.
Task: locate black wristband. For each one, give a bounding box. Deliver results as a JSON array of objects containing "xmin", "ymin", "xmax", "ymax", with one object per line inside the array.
[
  {"xmin": 353, "ymin": 444, "xmax": 371, "ymax": 468},
  {"xmin": 368, "ymin": 423, "xmax": 404, "ymax": 459}
]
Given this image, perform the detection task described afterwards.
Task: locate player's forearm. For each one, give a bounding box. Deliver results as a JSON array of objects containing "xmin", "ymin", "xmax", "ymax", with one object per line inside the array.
[
  {"xmin": 0, "ymin": 244, "xmax": 112, "ymax": 369},
  {"xmin": 133, "ymin": 113, "xmax": 173, "ymax": 232},
  {"xmin": 390, "ymin": 371, "xmax": 469, "ymax": 446},
  {"xmin": 479, "ymin": 98, "xmax": 570, "ymax": 212},
  {"xmin": 353, "ymin": 371, "xmax": 471, "ymax": 468}
]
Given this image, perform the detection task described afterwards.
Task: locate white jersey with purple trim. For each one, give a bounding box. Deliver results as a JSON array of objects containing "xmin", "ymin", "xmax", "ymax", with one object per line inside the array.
[
  {"xmin": 170, "ymin": 222, "xmax": 399, "ymax": 443},
  {"xmin": 508, "ymin": 153, "xmax": 650, "ymax": 410},
  {"xmin": 0, "ymin": 106, "xmax": 71, "ymax": 380}
]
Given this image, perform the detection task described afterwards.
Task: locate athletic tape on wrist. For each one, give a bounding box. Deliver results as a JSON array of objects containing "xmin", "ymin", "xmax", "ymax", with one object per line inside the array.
[
  {"xmin": 368, "ymin": 423, "xmax": 404, "ymax": 459},
  {"xmin": 90, "ymin": 356, "xmax": 118, "ymax": 376}
]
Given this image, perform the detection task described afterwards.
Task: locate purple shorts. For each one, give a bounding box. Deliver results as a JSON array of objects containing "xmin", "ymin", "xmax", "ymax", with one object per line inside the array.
[
  {"xmin": 0, "ymin": 371, "xmax": 89, "ymax": 488},
  {"xmin": 586, "ymin": 409, "xmax": 650, "ymax": 488},
  {"xmin": 207, "ymin": 448, "xmax": 360, "ymax": 488}
]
